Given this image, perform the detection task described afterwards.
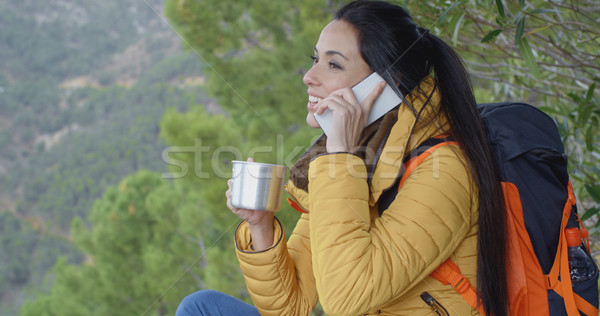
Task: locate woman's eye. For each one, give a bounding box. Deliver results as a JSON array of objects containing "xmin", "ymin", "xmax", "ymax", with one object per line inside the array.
[
  {"xmin": 329, "ymin": 62, "xmax": 342, "ymax": 70},
  {"xmin": 310, "ymin": 55, "xmax": 318, "ymax": 64}
]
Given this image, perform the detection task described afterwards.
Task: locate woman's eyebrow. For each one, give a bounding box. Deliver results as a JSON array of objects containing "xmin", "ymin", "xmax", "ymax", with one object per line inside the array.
[{"xmin": 314, "ymin": 46, "xmax": 349, "ymax": 61}]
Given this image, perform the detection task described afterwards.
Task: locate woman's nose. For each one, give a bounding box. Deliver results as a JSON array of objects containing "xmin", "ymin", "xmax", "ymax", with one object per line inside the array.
[{"xmin": 303, "ymin": 66, "xmax": 318, "ymax": 86}]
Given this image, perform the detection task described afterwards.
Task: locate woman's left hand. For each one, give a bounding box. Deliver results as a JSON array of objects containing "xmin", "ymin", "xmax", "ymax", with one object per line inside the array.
[{"xmin": 315, "ymin": 81, "xmax": 386, "ymax": 153}]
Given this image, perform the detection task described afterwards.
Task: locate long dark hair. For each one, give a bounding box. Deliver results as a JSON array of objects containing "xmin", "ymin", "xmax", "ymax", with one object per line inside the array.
[{"xmin": 336, "ymin": 1, "xmax": 507, "ymax": 315}]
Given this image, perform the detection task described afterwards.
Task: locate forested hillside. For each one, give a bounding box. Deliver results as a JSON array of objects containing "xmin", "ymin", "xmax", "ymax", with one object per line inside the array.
[{"xmin": 0, "ymin": 1, "xmax": 207, "ymax": 314}]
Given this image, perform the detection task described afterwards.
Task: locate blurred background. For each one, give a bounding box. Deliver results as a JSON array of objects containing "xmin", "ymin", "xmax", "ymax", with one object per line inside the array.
[{"xmin": 0, "ymin": 0, "xmax": 598, "ymax": 315}]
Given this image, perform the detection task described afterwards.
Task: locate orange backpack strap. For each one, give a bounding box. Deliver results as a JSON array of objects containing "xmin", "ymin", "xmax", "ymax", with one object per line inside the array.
[
  {"xmin": 286, "ymin": 197, "xmax": 308, "ymax": 214},
  {"xmin": 545, "ymin": 182, "xmax": 599, "ymax": 316},
  {"xmin": 430, "ymin": 259, "xmax": 484, "ymax": 314},
  {"xmin": 501, "ymin": 181, "xmax": 547, "ymax": 315},
  {"xmin": 397, "ymin": 140, "xmax": 458, "ymax": 189},
  {"xmin": 398, "ymin": 139, "xmax": 484, "ymax": 312},
  {"xmin": 378, "ymin": 136, "xmax": 457, "ymax": 216},
  {"xmin": 574, "ymin": 294, "xmax": 599, "ymax": 316}
]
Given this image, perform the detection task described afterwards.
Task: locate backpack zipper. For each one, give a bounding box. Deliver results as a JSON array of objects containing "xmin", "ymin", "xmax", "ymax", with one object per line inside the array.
[{"xmin": 420, "ymin": 292, "xmax": 449, "ymax": 316}]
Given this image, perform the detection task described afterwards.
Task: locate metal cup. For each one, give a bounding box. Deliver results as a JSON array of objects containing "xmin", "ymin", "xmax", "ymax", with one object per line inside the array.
[{"xmin": 230, "ymin": 161, "xmax": 288, "ymax": 212}]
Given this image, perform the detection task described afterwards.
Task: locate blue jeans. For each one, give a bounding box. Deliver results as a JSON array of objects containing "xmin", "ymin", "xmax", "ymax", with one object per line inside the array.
[{"xmin": 176, "ymin": 290, "xmax": 260, "ymax": 316}]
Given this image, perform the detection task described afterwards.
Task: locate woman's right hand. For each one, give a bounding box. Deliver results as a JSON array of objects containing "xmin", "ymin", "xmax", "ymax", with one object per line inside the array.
[
  {"xmin": 226, "ymin": 158, "xmax": 275, "ymax": 250},
  {"xmin": 226, "ymin": 179, "xmax": 274, "ymax": 227}
]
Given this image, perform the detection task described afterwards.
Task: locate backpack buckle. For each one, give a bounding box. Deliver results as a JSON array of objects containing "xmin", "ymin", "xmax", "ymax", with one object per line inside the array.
[
  {"xmin": 450, "ymin": 274, "xmax": 471, "ymax": 294},
  {"xmin": 545, "ymin": 274, "xmax": 557, "ymax": 290}
]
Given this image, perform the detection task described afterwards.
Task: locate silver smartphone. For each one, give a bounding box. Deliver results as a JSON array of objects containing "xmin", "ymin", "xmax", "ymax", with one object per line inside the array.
[{"xmin": 314, "ymin": 72, "xmax": 403, "ymax": 136}]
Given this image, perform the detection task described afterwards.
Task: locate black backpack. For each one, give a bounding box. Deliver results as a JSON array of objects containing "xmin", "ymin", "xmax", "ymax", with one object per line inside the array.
[{"xmin": 378, "ymin": 102, "xmax": 599, "ymax": 315}]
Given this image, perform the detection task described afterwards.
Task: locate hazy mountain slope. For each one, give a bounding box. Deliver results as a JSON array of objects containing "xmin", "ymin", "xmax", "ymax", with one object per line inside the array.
[{"xmin": 0, "ymin": 1, "xmax": 209, "ymax": 314}]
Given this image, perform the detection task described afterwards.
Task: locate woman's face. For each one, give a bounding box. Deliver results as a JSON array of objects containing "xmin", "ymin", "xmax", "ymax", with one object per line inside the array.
[{"xmin": 303, "ymin": 19, "xmax": 372, "ymax": 128}]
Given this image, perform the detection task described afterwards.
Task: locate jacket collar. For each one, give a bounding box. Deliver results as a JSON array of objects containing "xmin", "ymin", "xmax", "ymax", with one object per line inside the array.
[{"xmin": 368, "ymin": 76, "xmax": 449, "ymax": 205}]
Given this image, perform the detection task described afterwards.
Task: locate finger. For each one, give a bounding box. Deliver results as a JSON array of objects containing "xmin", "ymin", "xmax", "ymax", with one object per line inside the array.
[
  {"xmin": 332, "ymin": 87, "xmax": 359, "ymax": 105},
  {"xmin": 332, "ymin": 88, "xmax": 368, "ymax": 117},
  {"xmin": 316, "ymin": 94, "xmax": 350, "ymax": 115},
  {"xmin": 227, "ymin": 198, "xmax": 244, "ymax": 213},
  {"xmin": 226, "ymin": 198, "xmax": 234, "ymax": 211},
  {"xmin": 318, "ymin": 98, "xmax": 347, "ymax": 116},
  {"xmin": 227, "ymin": 179, "xmax": 232, "ymax": 188},
  {"xmin": 327, "ymin": 94, "xmax": 359, "ymax": 116},
  {"xmin": 247, "ymin": 157, "xmax": 254, "ymax": 162},
  {"xmin": 314, "ymin": 99, "xmax": 330, "ymax": 115},
  {"xmin": 361, "ymin": 81, "xmax": 386, "ymax": 114},
  {"xmin": 326, "ymin": 94, "xmax": 352, "ymax": 106}
]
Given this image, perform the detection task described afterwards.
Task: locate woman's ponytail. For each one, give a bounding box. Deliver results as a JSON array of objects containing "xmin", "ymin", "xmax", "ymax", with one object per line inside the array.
[{"xmin": 427, "ymin": 32, "xmax": 508, "ymax": 316}]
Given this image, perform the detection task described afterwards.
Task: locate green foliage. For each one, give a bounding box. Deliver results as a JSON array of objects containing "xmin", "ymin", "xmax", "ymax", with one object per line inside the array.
[
  {"xmin": 3, "ymin": 60, "xmax": 201, "ymax": 314},
  {"xmin": 0, "ymin": 1, "xmax": 166, "ymax": 80},
  {"xmin": 20, "ymin": 170, "xmax": 252, "ymax": 315},
  {"xmin": 0, "ymin": 1, "xmax": 208, "ymax": 313},
  {"xmin": 0, "ymin": 212, "xmax": 82, "ymax": 316},
  {"xmin": 9, "ymin": 79, "xmax": 194, "ymax": 231},
  {"xmin": 0, "ymin": 213, "xmax": 38, "ymax": 291},
  {"xmin": 164, "ymin": 0, "xmax": 333, "ymax": 141},
  {"xmin": 408, "ymin": 0, "xmax": 600, "ymax": 240},
  {"xmin": 20, "ymin": 171, "xmax": 223, "ymax": 316}
]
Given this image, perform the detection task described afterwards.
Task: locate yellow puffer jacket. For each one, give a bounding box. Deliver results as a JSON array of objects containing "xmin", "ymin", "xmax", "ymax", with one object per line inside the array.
[{"xmin": 235, "ymin": 77, "xmax": 479, "ymax": 316}]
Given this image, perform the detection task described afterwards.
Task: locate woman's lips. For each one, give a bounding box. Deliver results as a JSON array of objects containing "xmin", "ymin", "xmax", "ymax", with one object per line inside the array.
[{"xmin": 307, "ymin": 95, "xmax": 322, "ymax": 112}]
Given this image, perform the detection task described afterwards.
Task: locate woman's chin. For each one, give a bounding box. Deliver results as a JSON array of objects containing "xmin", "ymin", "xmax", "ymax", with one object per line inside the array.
[{"xmin": 306, "ymin": 113, "xmax": 321, "ymax": 129}]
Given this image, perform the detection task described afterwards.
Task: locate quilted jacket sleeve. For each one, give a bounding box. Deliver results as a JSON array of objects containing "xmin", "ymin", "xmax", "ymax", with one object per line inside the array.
[
  {"xmin": 235, "ymin": 214, "xmax": 318, "ymax": 315},
  {"xmin": 307, "ymin": 146, "xmax": 476, "ymax": 316}
]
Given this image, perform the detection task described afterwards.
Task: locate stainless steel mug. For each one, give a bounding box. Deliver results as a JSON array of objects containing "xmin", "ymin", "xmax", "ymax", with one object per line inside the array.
[{"xmin": 231, "ymin": 161, "xmax": 288, "ymax": 212}]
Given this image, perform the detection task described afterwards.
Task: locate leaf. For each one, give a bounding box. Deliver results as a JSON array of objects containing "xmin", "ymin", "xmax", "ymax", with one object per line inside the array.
[
  {"xmin": 513, "ymin": 11, "xmax": 523, "ymax": 24},
  {"xmin": 555, "ymin": 101, "xmax": 570, "ymax": 114},
  {"xmin": 481, "ymin": 29, "xmax": 503, "ymax": 43},
  {"xmin": 436, "ymin": 1, "xmax": 461, "ymax": 26},
  {"xmin": 586, "ymin": 183, "xmax": 600, "ymax": 203},
  {"xmin": 581, "ymin": 205, "xmax": 600, "ymax": 221},
  {"xmin": 579, "ymin": 104, "xmax": 595, "ymax": 127},
  {"xmin": 584, "ymin": 83, "xmax": 596, "ymax": 104},
  {"xmin": 568, "ymin": 92, "xmax": 583, "ymax": 103},
  {"xmin": 515, "ymin": 17, "xmax": 525, "ymax": 45},
  {"xmin": 519, "ymin": 0, "xmax": 525, "ymax": 7},
  {"xmin": 578, "ymin": 98, "xmax": 595, "ymax": 128},
  {"xmin": 529, "ymin": 9, "xmax": 560, "ymax": 14},
  {"xmin": 538, "ymin": 105, "xmax": 559, "ymax": 115},
  {"xmin": 496, "ymin": 17, "xmax": 505, "ymax": 27},
  {"xmin": 572, "ymin": 83, "xmax": 596, "ymax": 125},
  {"xmin": 451, "ymin": 13, "xmax": 465, "ymax": 46},
  {"xmin": 496, "ymin": 0, "xmax": 506, "ymax": 18},
  {"xmin": 526, "ymin": 24, "xmax": 553, "ymax": 36},
  {"xmin": 517, "ymin": 38, "xmax": 540, "ymax": 78},
  {"xmin": 584, "ymin": 124, "xmax": 595, "ymax": 151}
]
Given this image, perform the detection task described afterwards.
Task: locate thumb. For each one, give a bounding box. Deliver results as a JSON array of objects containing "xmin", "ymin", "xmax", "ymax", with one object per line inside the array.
[{"xmin": 247, "ymin": 157, "xmax": 254, "ymax": 162}]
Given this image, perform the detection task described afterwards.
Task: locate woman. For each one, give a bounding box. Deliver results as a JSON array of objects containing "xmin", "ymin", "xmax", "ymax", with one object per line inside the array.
[{"xmin": 177, "ymin": 1, "xmax": 507, "ymax": 315}]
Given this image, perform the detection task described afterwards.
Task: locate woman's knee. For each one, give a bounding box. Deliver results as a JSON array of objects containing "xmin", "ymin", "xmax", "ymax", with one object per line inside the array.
[
  {"xmin": 176, "ymin": 290, "xmax": 220, "ymax": 315},
  {"xmin": 177, "ymin": 289, "xmax": 260, "ymax": 316},
  {"xmin": 185, "ymin": 289, "xmax": 222, "ymax": 303}
]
